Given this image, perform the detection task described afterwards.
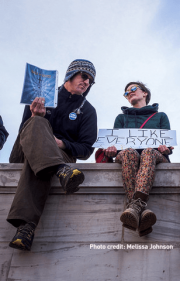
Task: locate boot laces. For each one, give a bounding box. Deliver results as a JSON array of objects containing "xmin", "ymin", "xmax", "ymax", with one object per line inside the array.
[
  {"xmin": 57, "ymin": 165, "xmax": 72, "ymax": 177},
  {"xmin": 17, "ymin": 223, "xmax": 36, "ymax": 240},
  {"xmin": 127, "ymin": 198, "xmax": 147, "ymax": 214}
]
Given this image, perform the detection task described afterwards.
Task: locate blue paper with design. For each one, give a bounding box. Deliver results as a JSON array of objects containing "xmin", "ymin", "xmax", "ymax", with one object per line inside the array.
[{"xmin": 20, "ymin": 63, "xmax": 58, "ymax": 108}]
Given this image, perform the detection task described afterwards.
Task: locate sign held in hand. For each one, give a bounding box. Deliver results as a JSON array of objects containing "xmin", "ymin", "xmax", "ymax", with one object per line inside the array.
[{"xmin": 93, "ymin": 129, "xmax": 177, "ymax": 150}]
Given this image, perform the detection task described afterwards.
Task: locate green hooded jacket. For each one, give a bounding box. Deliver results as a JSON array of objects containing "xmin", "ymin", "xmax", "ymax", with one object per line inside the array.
[
  {"xmin": 114, "ymin": 103, "xmax": 170, "ymax": 129},
  {"xmin": 114, "ymin": 103, "xmax": 172, "ymax": 161}
]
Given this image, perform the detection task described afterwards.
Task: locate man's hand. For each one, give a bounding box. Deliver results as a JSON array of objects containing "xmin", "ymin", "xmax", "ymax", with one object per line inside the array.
[
  {"xmin": 30, "ymin": 97, "xmax": 46, "ymax": 117},
  {"xmin": 158, "ymin": 145, "xmax": 174, "ymax": 155},
  {"xmin": 103, "ymin": 146, "xmax": 117, "ymax": 157},
  {"xmin": 54, "ymin": 136, "xmax": 66, "ymax": 149}
]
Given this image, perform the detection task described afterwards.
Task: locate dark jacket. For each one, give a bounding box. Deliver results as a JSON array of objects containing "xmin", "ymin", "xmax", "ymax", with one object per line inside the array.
[
  {"xmin": 20, "ymin": 86, "xmax": 97, "ymax": 160},
  {"xmin": 0, "ymin": 116, "xmax": 9, "ymax": 150},
  {"xmin": 114, "ymin": 103, "xmax": 172, "ymax": 161}
]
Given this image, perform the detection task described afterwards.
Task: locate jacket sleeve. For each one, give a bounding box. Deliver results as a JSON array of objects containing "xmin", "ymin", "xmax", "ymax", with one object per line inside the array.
[
  {"xmin": 62, "ymin": 108, "xmax": 97, "ymax": 160},
  {"xmin": 0, "ymin": 116, "xmax": 9, "ymax": 150},
  {"xmin": 114, "ymin": 114, "xmax": 124, "ymax": 128},
  {"xmin": 160, "ymin": 112, "xmax": 170, "ymax": 130},
  {"xmin": 160, "ymin": 112, "xmax": 173, "ymax": 155}
]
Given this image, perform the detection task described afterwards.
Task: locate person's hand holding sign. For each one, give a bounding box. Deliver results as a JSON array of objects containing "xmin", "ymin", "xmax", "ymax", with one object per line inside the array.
[
  {"xmin": 158, "ymin": 145, "xmax": 174, "ymax": 155},
  {"xmin": 104, "ymin": 145, "xmax": 117, "ymax": 157},
  {"xmin": 30, "ymin": 97, "xmax": 46, "ymax": 117}
]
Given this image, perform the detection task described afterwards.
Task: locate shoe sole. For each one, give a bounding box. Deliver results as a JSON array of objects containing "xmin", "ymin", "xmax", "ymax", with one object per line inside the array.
[
  {"xmin": 138, "ymin": 227, "xmax": 153, "ymax": 237},
  {"xmin": 65, "ymin": 170, "xmax": 85, "ymax": 194},
  {"xmin": 122, "ymin": 223, "xmax": 136, "ymax": 231},
  {"xmin": 9, "ymin": 241, "xmax": 30, "ymax": 251},
  {"xmin": 120, "ymin": 211, "xmax": 139, "ymax": 230},
  {"xmin": 138, "ymin": 210, "xmax": 156, "ymax": 232}
]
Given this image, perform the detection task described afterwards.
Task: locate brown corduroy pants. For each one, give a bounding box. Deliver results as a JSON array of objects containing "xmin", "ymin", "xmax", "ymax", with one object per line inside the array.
[{"xmin": 7, "ymin": 116, "xmax": 75, "ymax": 227}]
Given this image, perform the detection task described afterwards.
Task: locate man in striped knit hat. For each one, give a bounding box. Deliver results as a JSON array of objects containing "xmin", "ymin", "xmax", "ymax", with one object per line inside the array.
[{"xmin": 7, "ymin": 59, "xmax": 97, "ymax": 251}]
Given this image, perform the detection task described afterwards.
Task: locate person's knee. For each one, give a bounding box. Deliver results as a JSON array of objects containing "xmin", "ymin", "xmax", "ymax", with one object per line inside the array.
[
  {"xmin": 118, "ymin": 148, "xmax": 139, "ymax": 161},
  {"xmin": 31, "ymin": 116, "xmax": 46, "ymax": 124},
  {"xmin": 25, "ymin": 116, "xmax": 50, "ymax": 131},
  {"xmin": 141, "ymin": 148, "xmax": 154, "ymax": 157},
  {"xmin": 22, "ymin": 116, "xmax": 46, "ymax": 131},
  {"xmin": 124, "ymin": 148, "xmax": 139, "ymax": 157}
]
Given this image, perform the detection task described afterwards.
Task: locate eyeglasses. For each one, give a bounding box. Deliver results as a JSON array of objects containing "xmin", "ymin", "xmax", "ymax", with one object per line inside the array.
[
  {"xmin": 124, "ymin": 85, "xmax": 142, "ymax": 98},
  {"xmin": 80, "ymin": 72, "xmax": 95, "ymax": 85}
]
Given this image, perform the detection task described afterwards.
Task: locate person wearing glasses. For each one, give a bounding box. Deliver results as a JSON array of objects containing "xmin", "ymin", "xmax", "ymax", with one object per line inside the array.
[
  {"xmin": 104, "ymin": 82, "xmax": 172, "ymax": 237},
  {"xmin": 7, "ymin": 59, "xmax": 97, "ymax": 251},
  {"xmin": 0, "ymin": 115, "xmax": 9, "ymax": 150}
]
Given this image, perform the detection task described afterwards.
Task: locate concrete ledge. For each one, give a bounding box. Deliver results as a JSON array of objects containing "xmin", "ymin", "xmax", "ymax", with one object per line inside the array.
[{"xmin": 0, "ymin": 163, "xmax": 180, "ymax": 194}]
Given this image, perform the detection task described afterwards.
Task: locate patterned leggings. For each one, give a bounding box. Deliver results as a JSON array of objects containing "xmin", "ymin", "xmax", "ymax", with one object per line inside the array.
[{"xmin": 115, "ymin": 148, "xmax": 169, "ymax": 200}]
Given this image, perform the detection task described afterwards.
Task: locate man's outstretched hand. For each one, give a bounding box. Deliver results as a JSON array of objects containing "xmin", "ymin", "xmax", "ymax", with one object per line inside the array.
[{"xmin": 30, "ymin": 97, "xmax": 46, "ymax": 117}]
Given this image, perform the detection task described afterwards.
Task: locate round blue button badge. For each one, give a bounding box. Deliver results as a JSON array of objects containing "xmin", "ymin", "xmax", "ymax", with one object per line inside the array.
[{"xmin": 69, "ymin": 112, "xmax": 77, "ymax": 120}]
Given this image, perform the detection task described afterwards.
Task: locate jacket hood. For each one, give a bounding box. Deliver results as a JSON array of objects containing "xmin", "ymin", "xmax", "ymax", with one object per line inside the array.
[{"xmin": 121, "ymin": 103, "xmax": 159, "ymax": 115}]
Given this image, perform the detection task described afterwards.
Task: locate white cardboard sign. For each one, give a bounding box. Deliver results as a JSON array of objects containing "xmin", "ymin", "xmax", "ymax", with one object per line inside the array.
[{"xmin": 93, "ymin": 129, "xmax": 177, "ymax": 150}]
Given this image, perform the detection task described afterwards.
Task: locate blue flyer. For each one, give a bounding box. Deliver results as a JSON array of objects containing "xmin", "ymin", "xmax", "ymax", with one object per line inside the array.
[{"xmin": 20, "ymin": 63, "xmax": 58, "ymax": 107}]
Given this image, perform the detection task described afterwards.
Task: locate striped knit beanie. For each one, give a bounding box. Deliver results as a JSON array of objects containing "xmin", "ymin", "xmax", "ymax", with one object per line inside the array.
[{"xmin": 64, "ymin": 59, "xmax": 96, "ymax": 82}]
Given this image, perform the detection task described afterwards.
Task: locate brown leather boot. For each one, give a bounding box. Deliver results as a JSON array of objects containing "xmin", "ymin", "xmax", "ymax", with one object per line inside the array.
[
  {"xmin": 138, "ymin": 209, "xmax": 156, "ymax": 236},
  {"xmin": 138, "ymin": 227, "xmax": 153, "ymax": 237},
  {"xmin": 121, "ymin": 191, "xmax": 156, "ymax": 235},
  {"xmin": 132, "ymin": 191, "xmax": 156, "ymax": 237},
  {"xmin": 120, "ymin": 198, "xmax": 147, "ymax": 231}
]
